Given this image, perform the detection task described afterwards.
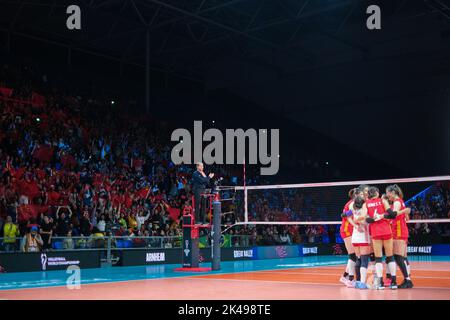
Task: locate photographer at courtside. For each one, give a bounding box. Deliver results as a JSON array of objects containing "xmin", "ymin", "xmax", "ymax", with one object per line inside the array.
[
  {"xmin": 191, "ymin": 162, "xmax": 214, "ymax": 224},
  {"xmin": 22, "ymin": 226, "xmax": 44, "ymax": 253}
]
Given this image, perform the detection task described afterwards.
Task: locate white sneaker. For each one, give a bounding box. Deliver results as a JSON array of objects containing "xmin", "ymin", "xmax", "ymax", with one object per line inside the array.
[
  {"xmin": 373, "ymin": 276, "xmax": 385, "ymax": 290},
  {"xmin": 339, "ymin": 276, "xmax": 348, "ymax": 285}
]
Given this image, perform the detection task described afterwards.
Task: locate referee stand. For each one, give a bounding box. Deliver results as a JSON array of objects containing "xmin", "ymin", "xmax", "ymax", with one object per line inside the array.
[{"xmin": 174, "ymin": 192, "xmax": 221, "ymax": 272}]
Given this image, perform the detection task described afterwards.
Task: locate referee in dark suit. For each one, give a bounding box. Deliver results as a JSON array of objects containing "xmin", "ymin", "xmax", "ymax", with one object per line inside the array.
[{"xmin": 191, "ymin": 162, "xmax": 214, "ymax": 224}]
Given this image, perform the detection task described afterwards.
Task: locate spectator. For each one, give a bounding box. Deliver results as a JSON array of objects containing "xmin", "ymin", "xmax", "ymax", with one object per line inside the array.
[
  {"xmin": 3, "ymin": 215, "xmax": 20, "ymax": 252},
  {"xmin": 127, "ymin": 212, "xmax": 138, "ymax": 231},
  {"xmin": 279, "ymin": 230, "xmax": 291, "ymax": 245},
  {"xmin": 39, "ymin": 215, "xmax": 53, "ymax": 251},
  {"xmin": 63, "ymin": 229, "xmax": 74, "ymax": 250},
  {"xmin": 136, "ymin": 210, "xmax": 150, "ymax": 230},
  {"xmin": 89, "ymin": 226, "xmax": 105, "ymax": 248},
  {"xmin": 118, "ymin": 213, "xmax": 127, "ymax": 230},
  {"xmin": 55, "ymin": 212, "xmax": 69, "ymax": 236},
  {"xmin": 80, "ymin": 210, "xmax": 92, "ymax": 236},
  {"xmin": 97, "ymin": 214, "xmax": 106, "ymax": 233},
  {"xmin": 22, "ymin": 226, "xmax": 43, "ymax": 252}
]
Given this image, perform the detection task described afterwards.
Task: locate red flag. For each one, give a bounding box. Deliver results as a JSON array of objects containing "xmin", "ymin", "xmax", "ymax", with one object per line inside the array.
[
  {"xmin": 0, "ymin": 87, "xmax": 13, "ymax": 97},
  {"xmin": 31, "ymin": 92, "xmax": 46, "ymax": 107},
  {"xmin": 61, "ymin": 154, "xmax": 76, "ymax": 169},
  {"xmin": 168, "ymin": 207, "xmax": 181, "ymax": 221},
  {"xmin": 137, "ymin": 187, "xmax": 150, "ymax": 199},
  {"xmin": 33, "ymin": 145, "xmax": 54, "ymax": 162},
  {"xmin": 17, "ymin": 205, "xmax": 38, "ymax": 223}
]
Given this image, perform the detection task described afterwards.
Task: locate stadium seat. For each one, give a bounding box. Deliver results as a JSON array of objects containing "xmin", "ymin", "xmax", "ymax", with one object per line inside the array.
[
  {"xmin": 52, "ymin": 241, "xmax": 63, "ymax": 250},
  {"xmin": 116, "ymin": 240, "xmax": 124, "ymax": 248}
]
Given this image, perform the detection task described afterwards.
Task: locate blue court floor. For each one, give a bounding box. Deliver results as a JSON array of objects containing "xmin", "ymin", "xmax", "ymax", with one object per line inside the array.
[{"xmin": 1, "ymin": 255, "xmax": 450, "ymax": 291}]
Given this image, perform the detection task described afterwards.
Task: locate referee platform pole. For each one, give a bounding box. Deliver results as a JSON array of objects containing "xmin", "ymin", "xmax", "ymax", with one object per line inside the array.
[
  {"xmin": 211, "ymin": 201, "xmax": 221, "ymax": 271},
  {"xmin": 175, "ymin": 195, "xmax": 221, "ymax": 272}
]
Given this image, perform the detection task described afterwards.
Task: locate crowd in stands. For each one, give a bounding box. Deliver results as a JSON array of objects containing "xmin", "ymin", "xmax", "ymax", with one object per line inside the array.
[
  {"xmin": 408, "ymin": 184, "xmax": 450, "ymax": 236},
  {"xmin": 0, "ymin": 63, "xmax": 205, "ymax": 252}
]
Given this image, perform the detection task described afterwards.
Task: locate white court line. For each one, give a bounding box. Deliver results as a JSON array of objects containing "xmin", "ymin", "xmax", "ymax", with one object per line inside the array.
[
  {"xmin": 185, "ymin": 276, "xmax": 342, "ymax": 287},
  {"xmin": 185, "ymin": 276, "xmax": 450, "ymax": 290},
  {"xmin": 257, "ymin": 271, "xmax": 450, "ymax": 279}
]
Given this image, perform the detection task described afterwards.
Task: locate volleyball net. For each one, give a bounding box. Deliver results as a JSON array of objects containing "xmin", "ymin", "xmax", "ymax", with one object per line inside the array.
[{"xmin": 221, "ymin": 175, "xmax": 450, "ymax": 229}]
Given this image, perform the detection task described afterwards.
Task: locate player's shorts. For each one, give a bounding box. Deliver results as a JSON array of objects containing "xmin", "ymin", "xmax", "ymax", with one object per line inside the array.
[
  {"xmin": 352, "ymin": 243, "xmax": 370, "ymax": 247},
  {"xmin": 371, "ymin": 234, "xmax": 393, "ymax": 241},
  {"xmin": 340, "ymin": 232, "xmax": 352, "ymax": 239}
]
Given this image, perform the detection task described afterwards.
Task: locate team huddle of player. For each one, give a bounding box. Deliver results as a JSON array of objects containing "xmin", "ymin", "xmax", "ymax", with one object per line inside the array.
[{"xmin": 339, "ymin": 184, "xmax": 414, "ymax": 290}]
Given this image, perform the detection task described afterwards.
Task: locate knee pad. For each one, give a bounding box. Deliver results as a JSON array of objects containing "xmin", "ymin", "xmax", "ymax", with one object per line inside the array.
[
  {"xmin": 360, "ymin": 255, "xmax": 369, "ymax": 268},
  {"xmin": 369, "ymin": 253, "xmax": 375, "ymax": 262},
  {"xmin": 349, "ymin": 253, "xmax": 357, "ymax": 262},
  {"xmin": 385, "ymin": 256, "xmax": 394, "ymax": 264},
  {"xmin": 375, "ymin": 257, "xmax": 382, "ymax": 263}
]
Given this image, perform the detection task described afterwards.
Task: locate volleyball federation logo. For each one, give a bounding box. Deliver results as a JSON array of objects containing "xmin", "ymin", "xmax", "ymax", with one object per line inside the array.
[
  {"xmin": 275, "ymin": 246, "xmax": 288, "ymax": 258},
  {"xmin": 41, "ymin": 253, "xmax": 48, "ymax": 270},
  {"xmin": 332, "ymin": 244, "xmax": 343, "ymax": 255}
]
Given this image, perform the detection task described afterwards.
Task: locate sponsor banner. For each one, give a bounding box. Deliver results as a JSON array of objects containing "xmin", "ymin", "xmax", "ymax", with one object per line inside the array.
[
  {"xmin": 118, "ymin": 249, "xmax": 180, "ymax": 266},
  {"xmin": 0, "ymin": 250, "xmax": 101, "ymax": 272},
  {"xmin": 431, "ymin": 244, "xmax": 450, "ymax": 255},
  {"xmin": 300, "ymin": 244, "xmax": 343, "ymax": 256},
  {"xmin": 254, "ymin": 245, "xmax": 300, "ymax": 260},
  {"xmin": 301, "ymin": 244, "xmax": 450, "ymax": 256},
  {"xmin": 407, "ymin": 245, "xmax": 433, "ymax": 255},
  {"xmin": 406, "ymin": 244, "xmax": 450, "ymax": 255},
  {"xmin": 118, "ymin": 247, "xmax": 253, "ymax": 266},
  {"xmin": 223, "ymin": 248, "xmax": 254, "ymax": 260}
]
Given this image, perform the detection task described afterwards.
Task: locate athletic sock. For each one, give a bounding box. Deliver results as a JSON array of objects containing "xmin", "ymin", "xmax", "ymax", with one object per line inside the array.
[
  {"xmin": 388, "ymin": 261, "xmax": 397, "ymax": 277},
  {"xmin": 349, "ymin": 275, "xmax": 354, "ymax": 281},
  {"xmin": 375, "ymin": 262, "xmax": 383, "ymax": 278},
  {"xmin": 405, "ymin": 258, "xmax": 411, "ymax": 276},
  {"xmin": 360, "ymin": 267, "xmax": 367, "ymax": 283},
  {"xmin": 346, "ymin": 258, "xmax": 355, "ymax": 277}
]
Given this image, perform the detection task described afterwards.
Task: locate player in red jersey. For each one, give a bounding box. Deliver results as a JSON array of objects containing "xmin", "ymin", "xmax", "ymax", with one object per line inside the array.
[
  {"xmin": 381, "ymin": 192, "xmax": 411, "ymax": 286},
  {"xmin": 386, "ymin": 184, "xmax": 414, "ymax": 288},
  {"xmin": 339, "ymin": 188, "xmax": 360, "ymax": 287},
  {"xmin": 362, "ymin": 186, "xmax": 398, "ymax": 289}
]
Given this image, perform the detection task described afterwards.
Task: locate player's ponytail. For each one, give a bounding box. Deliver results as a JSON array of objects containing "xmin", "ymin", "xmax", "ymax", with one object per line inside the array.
[
  {"xmin": 348, "ymin": 188, "xmax": 356, "ymax": 199},
  {"xmin": 368, "ymin": 186, "xmax": 379, "ymax": 199},
  {"xmin": 386, "ymin": 184, "xmax": 404, "ymax": 199}
]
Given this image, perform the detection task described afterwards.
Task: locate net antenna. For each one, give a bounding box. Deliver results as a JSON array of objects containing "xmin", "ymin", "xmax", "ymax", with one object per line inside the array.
[
  {"xmin": 222, "ymin": 175, "xmax": 450, "ymax": 230},
  {"xmin": 243, "ymin": 155, "xmax": 248, "ymax": 223}
]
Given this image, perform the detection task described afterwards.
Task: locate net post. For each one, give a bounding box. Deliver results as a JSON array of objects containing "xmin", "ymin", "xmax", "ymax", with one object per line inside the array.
[
  {"xmin": 106, "ymin": 235, "xmax": 112, "ymax": 264},
  {"xmin": 212, "ymin": 201, "xmax": 221, "ymax": 271}
]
